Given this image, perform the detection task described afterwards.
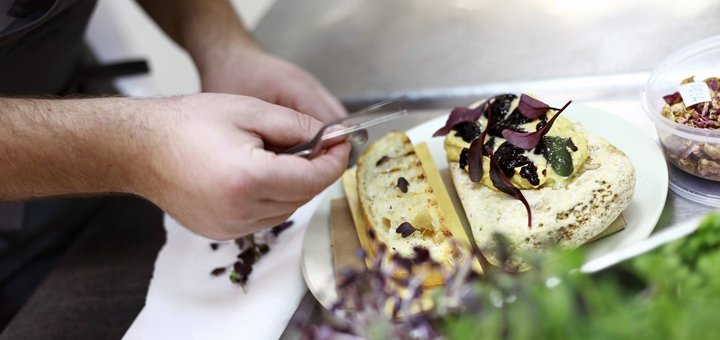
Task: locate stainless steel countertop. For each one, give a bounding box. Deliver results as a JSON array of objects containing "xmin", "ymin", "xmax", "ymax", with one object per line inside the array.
[{"xmin": 256, "ymin": 0, "xmax": 720, "ymax": 105}]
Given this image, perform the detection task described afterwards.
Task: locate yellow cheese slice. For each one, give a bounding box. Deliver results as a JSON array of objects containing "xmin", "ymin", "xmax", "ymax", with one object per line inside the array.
[{"xmin": 415, "ymin": 142, "xmax": 484, "ymax": 274}]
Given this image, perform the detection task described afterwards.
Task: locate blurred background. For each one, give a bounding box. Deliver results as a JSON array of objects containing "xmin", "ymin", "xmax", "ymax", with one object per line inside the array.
[{"xmin": 87, "ymin": 0, "xmax": 720, "ymax": 106}]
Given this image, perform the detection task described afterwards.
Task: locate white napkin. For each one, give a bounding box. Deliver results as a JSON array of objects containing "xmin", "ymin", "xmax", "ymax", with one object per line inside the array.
[{"xmin": 123, "ymin": 195, "xmax": 324, "ymax": 340}]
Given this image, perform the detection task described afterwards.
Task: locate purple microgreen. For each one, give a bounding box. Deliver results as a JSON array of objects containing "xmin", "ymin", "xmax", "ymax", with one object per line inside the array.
[
  {"xmin": 468, "ymin": 137, "xmax": 486, "ymax": 182},
  {"xmin": 391, "ymin": 297, "xmax": 402, "ymax": 319},
  {"xmin": 376, "ymin": 155, "xmax": 390, "ymax": 166},
  {"xmin": 356, "ymin": 248, "xmax": 367, "ymax": 260},
  {"xmin": 396, "ymin": 177, "xmax": 409, "ymax": 193},
  {"xmin": 337, "ymin": 269, "xmax": 358, "ymax": 289},
  {"xmin": 518, "ymin": 94, "xmax": 556, "ymax": 119},
  {"xmin": 413, "ymin": 246, "xmax": 431, "ymax": 264},
  {"xmin": 368, "ymin": 229, "xmax": 377, "ymax": 240},
  {"xmin": 663, "ymin": 92, "xmax": 682, "ymax": 105},
  {"xmin": 234, "ymin": 261, "xmax": 253, "ymax": 276},
  {"xmin": 238, "ymin": 247, "xmax": 257, "ymax": 265},
  {"xmin": 271, "ymin": 220, "xmax": 294, "ymax": 236},
  {"xmin": 396, "ymin": 222, "xmax": 417, "ymax": 238},
  {"xmin": 432, "ymin": 102, "xmax": 488, "ymax": 137},
  {"xmin": 257, "ymin": 244, "xmax": 270, "ymax": 255},
  {"xmin": 468, "ymin": 105, "xmax": 495, "ymax": 182},
  {"xmin": 487, "ymin": 148, "xmax": 532, "ymax": 228},
  {"xmin": 501, "ymin": 100, "xmax": 572, "ymax": 150},
  {"xmin": 214, "ymin": 220, "xmax": 295, "ymax": 290},
  {"xmin": 391, "ymin": 253, "xmax": 413, "ymax": 272},
  {"xmin": 210, "ymin": 267, "xmax": 227, "ymax": 276}
]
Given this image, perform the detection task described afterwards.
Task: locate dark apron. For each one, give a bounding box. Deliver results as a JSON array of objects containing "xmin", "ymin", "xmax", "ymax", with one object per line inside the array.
[{"xmin": 0, "ymin": 0, "xmax": 107, "ymax": 329}]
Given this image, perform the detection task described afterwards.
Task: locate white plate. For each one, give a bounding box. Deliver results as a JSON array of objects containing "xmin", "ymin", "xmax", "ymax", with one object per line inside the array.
[{"xmin": 301, "ymin": 104, "xmax": 668, "ymax": 309}]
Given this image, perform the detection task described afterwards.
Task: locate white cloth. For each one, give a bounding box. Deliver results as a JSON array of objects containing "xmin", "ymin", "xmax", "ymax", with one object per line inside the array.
[{"xmin": 123, "ymin": 195, "xmax": 323, "ymax": 340}]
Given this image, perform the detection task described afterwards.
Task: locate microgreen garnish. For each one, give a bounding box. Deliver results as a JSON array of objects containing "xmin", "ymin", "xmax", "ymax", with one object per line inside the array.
[
  {"xmin": 432, "ymin": 101, "xmax": 489, "ymax": 137},
  {"xmin": 468, "ymin": 104, "xmax": 495, "ymax": 182},
  {"xmin": 209, "ymin": 220, "xmax": 293, "ymax": 290},
  {"xmin": 412, "ymin": 246, "xmax": 430, "ymax": 264},
  {"xmin": 518, "ymin": 94, "xmax": 558, "ymax": 119},
  {"xmin": 396, "ymin": 222, "xmax": 417, "ymax": 238},
  {"xmin": 210, "ymin": 267, "xmax": 226, "ymax": 276},
  {"xmin": 488, "ymin": 148, "xmax": 532, "ymax": 227},
  {"xmin": 271, "ymin": 220, "xmax": 293, "ymax": 236},
  {"xmin": 396, "ymin": 177, "xmax": 409, "ymax": 193},
  {"xmin": 501, "ymin": 100, "xmax": 572, "ymax": 150},
  {"xmin": 468, "ymin": 137, "xmax": 486, "ymax": 182}
]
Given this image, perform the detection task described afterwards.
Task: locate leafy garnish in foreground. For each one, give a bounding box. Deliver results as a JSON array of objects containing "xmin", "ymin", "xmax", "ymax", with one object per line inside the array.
[{"xmin": 295, "ymin": 212, "xmax": 720, "ymax": 340}]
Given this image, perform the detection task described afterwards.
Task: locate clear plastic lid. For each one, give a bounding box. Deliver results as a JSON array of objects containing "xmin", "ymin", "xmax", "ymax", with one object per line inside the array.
[
  {"xmin": 667, "ymin": 163, "xmax": 720, "ymax": 207},
  {"xmin": 642, "ymin": 35, "xmax": 720, "ymax": 207}
]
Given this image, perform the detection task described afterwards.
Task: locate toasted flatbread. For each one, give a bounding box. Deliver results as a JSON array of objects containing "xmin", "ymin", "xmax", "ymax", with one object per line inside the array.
[
  {"xmin": 356, "ymin": 132, "xmax": 462, "ymax": 285},
  {"xmin": 449, "ymin": 130, "xmax": 635, "ymax": 270}
]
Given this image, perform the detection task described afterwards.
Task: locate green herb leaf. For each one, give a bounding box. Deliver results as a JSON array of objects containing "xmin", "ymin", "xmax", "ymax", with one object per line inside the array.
[{"xmin": 542, "ymin": 136, "xmax": 574, "ymax": 176}]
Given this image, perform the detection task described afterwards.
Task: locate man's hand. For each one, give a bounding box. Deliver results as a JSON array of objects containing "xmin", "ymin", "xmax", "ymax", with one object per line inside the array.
[
  {"xmin": 0, "ymin": 95, "xmax": 350, "ymax": 240},
  {"xmin": 138, "ymin": 0, "xmax": 346, "ymax": 123},
  {"xmin": 141, "ymin": 94, "xmax": 350, "ymax": 239},
  {"xmin": 201, "ymin": 48, "xmax": 346, "ymax": 124}
]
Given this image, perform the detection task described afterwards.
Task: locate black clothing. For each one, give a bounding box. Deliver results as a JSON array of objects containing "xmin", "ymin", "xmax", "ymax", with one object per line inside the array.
[
  {"xmin": 0, "ymin": 0, "xmax": 97, "ymax": 95},
  {"xmin": 0, "ymin": 0, "xmax": 158, "ymax": 332}
]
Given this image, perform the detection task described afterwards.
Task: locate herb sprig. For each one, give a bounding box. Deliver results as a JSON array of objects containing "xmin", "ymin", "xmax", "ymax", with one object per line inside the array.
[{"xmin": 209, "ymin": 220, "xmax": 293, "ymax": 291}]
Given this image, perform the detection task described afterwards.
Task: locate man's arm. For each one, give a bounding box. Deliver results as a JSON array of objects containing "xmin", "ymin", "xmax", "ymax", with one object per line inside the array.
[
  {"xmin": 0, "ymin": 97, "xmax": 152, "ymax": 200},
  {"xmin": 136, "ymin": 0, "xmax": 347, "ymax": 123},
  {"xmin": 0, "ymin": 95, "xmax": 350, "ymax": 239},
  {"xmin": 135, "ymin": 0, "xmax": 258, "ymax": 80}
]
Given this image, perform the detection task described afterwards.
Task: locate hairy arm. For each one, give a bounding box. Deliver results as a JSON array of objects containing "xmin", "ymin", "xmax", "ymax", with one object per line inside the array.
[
  {"xmin": 0, "ymin": 94, "xmax": 349, "ymax": 239},
  {"xmin": 137, "ymin": 0, "xmax": 346, "ymax": 122},
  {"xmin": 0, "ymin": 97, "xmax": 156, "ymax": 200},
  {"xmin": 135, "ymin": 0, "xmax": 258, "ymax": 78}
]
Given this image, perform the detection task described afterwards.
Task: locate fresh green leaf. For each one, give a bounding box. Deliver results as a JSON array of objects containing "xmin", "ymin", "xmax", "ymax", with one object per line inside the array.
[{"xmin": 542, "ymin": 136, "xmax": 574, "ymax": 176}]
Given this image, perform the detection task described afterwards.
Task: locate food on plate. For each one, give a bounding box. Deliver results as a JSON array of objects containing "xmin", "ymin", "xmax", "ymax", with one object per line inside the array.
[
  {"xmin": 660, "ymin": 76, "xmax": 720, "ymax": 180},
  {"xmin": 353, "ymin": 132, "xmax": 469, "ymax": 286},
  {"xmin": 434, "ymin": 94, "xmax": 636, "ymax": 270}
]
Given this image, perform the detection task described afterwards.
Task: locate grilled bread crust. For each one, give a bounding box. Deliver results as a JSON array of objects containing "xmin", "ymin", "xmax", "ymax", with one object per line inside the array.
[
  {"xmin": 449, "ymin": 130, "xmax": 635, "ymax": 271},
  {"xmin": 357, "ymin": 132, "xmax": 458, "ymax": 285}
]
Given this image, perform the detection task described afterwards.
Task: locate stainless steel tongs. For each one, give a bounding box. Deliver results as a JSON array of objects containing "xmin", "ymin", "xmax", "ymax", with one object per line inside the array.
[{"xmin": 282, "ymin": 96, "xmax": 408, "ymax": 159}]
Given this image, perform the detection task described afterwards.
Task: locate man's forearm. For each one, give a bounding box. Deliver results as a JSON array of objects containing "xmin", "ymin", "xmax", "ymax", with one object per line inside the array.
[
  {"xmin": 0, "ymin": 97, "xmax": 158, "ymax": 200},
  {"xmin": 136, "ymin": 0, "xmax": 260, "ymax": 77}
]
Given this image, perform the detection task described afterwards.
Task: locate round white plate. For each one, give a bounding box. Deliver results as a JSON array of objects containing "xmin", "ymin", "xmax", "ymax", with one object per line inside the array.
[{"xmin": 301, "ymin": 104, "xmax": 668, "ymax": 309}]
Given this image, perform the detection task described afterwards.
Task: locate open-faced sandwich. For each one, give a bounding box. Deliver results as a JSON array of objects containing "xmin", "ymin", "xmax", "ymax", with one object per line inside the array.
[
  {"xmin": 434, "ymin": 94, "xmax": 636, "ymax": 270},
  {"xmin": 345, "ymin": 131, "xmax": 474, "ymax": 287}
]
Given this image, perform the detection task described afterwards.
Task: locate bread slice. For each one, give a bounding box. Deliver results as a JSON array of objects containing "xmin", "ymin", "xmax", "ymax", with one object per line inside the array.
[
  {"xmin": 356, "ymin": 132, "xmax": 463, "ymax": 285},
  {"xmin": 449, "ymin": 129, "xmax": 635, "ymax": 270}
]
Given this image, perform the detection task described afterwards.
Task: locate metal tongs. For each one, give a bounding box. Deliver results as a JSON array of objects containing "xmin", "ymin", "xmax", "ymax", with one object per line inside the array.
[{"xmin": 282, "ymin": 96, "xmax": 408, "ymax": 159}]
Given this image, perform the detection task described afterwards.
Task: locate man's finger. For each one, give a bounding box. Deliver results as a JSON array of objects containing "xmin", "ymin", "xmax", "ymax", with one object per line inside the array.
[
  {"xmin": 253, "ymin": 142, "xmax": 351, "ymax": 202},
  {"xmin": 237, "ymin": 97, "xmax": 323, "ymax": 148}
]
